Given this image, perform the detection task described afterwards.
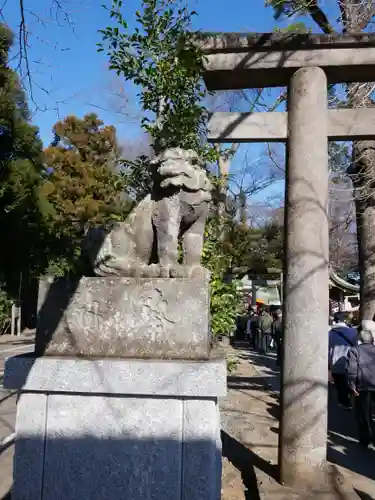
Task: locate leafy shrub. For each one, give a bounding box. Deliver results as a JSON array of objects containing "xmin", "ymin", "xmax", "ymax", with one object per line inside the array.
[
  {"xmin": 0, "ymin": 284, "xmax": 11, "ymax": 335},
  {"xmin": 202, "ymin": 219, "xmax": 239, "ymax": 337}
]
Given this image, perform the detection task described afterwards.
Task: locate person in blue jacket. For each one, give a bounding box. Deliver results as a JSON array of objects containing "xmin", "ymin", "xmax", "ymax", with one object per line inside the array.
[
  {"xmin": 329, "ymin": 312, "xmax": 357, "ymax": 410},
  {"xmin": 347, "ymin": 320, "xmax": 375, "ymax": 448}
]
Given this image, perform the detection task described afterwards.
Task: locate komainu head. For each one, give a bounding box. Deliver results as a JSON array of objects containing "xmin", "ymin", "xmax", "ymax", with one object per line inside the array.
[{"xmin": 152, "ymin": 147, "xmax": 212, "ymax": 201}]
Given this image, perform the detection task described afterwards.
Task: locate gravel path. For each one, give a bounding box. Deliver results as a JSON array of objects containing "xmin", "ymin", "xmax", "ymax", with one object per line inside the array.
[
  {"xmin": 1, "ymin": 340, "xmax": 374, "ymax": 500},
  {"xmin": 219, "ymin": 343, "xmax": 375, "ymax": 500}
]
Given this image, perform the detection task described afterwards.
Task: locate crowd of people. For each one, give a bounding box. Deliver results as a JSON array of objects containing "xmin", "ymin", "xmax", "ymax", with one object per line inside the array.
[
  {"xmin": 329, "ymin": 312, "xmax": 375, "ymax": 448},
  {"xmin": 245, "ymin": 305, "xmax": 283, "ymax": 365},
  {"xmin": 243, "ymin": 306, "xmax": 375, "ymax": 448}
]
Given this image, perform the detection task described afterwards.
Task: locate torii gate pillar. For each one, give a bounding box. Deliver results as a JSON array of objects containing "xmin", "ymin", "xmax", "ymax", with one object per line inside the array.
[
  {"xmin": 199, "ymin": 31, "xmax": 375, "ymax": 488},
  {"xmin": 280, "ymin": 66, "xmax": 329, "ymax": 485}
]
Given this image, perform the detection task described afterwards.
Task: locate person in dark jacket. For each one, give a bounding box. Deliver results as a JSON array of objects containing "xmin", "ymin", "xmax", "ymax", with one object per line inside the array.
[
  {"xmin": 246, "ymin": 306, "xmax": 258, "ymax": 348},
  {"xmin": 272, "ymin": 309, "xmax": 283, "ymax": 367},
  {"xmin": 346, "ymin": 320, "xmax": 375, "ymax": 448},
  {"xmin": 329, "ymin": 312, "xmax": 357, "ymax": 409},
  {"xmin": 257, "ymin": 305, "xmax": 273, "ymax": 355}
]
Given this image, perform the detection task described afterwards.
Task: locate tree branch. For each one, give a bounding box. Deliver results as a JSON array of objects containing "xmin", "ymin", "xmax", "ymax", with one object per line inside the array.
[
  {"xmin": 339, "ymin": 0, "xmax": 375, "ymax": 32},
  {"xmin": 305, "ymin": 0, "xmax": 334, "ymax": 34},
  {"xmin": 338, "ymin": 0, "xmax": 348, "ymax": 30}
]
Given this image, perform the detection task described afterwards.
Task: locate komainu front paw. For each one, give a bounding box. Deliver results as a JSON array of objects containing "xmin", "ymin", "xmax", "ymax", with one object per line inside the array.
[
  {"xmin": 137, "ymin": 264, "xmax": 161, "ymax": 278},
  {"xmin": 159, "ymin": 264, "xmax": 187, "ymax": 278},
  {"xmin": 187, "ymin": 265, "xmax": 210, "ymax": 281},
  {"xmin": 158, "ymin": 264, "xmax": 210, "ymax": 279},
  {"xmin": 159, "ymin": 265, "xmax": 171, "ymax": 278},
  {"xmin": 169, "ymin": 264, "xmax": 188, "ymax": 278}
]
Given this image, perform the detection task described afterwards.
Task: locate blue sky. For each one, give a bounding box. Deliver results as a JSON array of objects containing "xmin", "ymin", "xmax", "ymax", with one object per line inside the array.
[
  {"xmin": 5, "ymin": 0, "xmax": 286, "ymax": 142},
  {"xmin": 4, "ymin": 0, "xmax": 333, "ymax": 205}
]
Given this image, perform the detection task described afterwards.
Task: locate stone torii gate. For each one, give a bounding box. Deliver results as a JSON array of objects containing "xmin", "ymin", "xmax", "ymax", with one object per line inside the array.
[{"xmin": 198, "ymin": 33, "xmax": 375, "ymax": 487}]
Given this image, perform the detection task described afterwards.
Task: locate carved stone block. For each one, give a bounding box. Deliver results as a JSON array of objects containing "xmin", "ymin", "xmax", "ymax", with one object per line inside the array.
[{"xmin": 35, "ymin": 276, "xmax": 211, "ymax": 359}]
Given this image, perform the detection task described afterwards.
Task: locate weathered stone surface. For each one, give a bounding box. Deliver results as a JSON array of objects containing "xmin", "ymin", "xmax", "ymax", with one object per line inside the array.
[
  {"xmin": 208, "ymin": 109, "xmax": 375, "ymax": 143},
  {"xmin": 306, "ymin": 465, "xmax": 362, "ymax": 499},
  {"xmin": 12, "ymin": 393, "xmax": 47, "ymax": 500},
  {"xmin": 4, "ymin": 356, "xmax": 227, "ymax": 397},
  {"xmin": 42, "ymin": 395, "xmax": 183, "ymax": 500},
  {"xmin": 8, "ymin": 356, "xmax": 225, "ymax": 500},
  {"xmin": 197, "ymin": 32, "xmax": 375, "ymax": 52},
  {"xmin": 182, "ymin": 399, "xmax": 222, "ymax": 500},
  {"xmin": 197, "ymin": 32, "xmax": 375, "ymax": 89},
  {"xmin": 35, "ymin": 276, "xmax": 210, "ymax": 359},
  {"xmin": 84, "ymin": 148, "xmax": 212, "ymax": 279},
  {"xmin": 280, "ymin": 67, "xmax": 329, "ymax": 486}
]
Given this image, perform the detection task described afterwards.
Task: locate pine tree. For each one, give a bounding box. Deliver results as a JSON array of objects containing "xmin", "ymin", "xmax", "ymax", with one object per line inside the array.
[
  {"xmin": 0, "ymin": 24, "xmax": 44, "ymax": 301},
  {"xmin": 41, "ymin": 113, "xmax": 131, "ymax": 274}
]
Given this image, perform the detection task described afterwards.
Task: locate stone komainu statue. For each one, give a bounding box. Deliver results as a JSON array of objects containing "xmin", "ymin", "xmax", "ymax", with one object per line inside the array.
[{"xmin": 84, "ymin": 148, "xmax": 212, "ymax": 278}]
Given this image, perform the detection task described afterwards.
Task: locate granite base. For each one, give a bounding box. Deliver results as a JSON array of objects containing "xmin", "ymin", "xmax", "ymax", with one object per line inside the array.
[{"xmin": 5, "ymin": 356, "xmax": 226, "ymax": 500}]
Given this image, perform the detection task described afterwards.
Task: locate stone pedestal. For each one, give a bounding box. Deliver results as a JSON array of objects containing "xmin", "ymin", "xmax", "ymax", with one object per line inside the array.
[
  {"xmin": 35, "ymin": 277, "xmax": 210, "ymax": 359},
  {"xmin": 6, "ymin": 276, "xmax": 226, "ymax": 499},
  {"xmin": 4, "ymin": 356, "xmax": 226, "ymax": 500}
]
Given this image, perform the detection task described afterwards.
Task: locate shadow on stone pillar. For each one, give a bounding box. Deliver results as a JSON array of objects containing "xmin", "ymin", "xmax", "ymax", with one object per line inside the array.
[{"xmin": 279, "ymin": 66, "xmax": 329, "ymax": 487}]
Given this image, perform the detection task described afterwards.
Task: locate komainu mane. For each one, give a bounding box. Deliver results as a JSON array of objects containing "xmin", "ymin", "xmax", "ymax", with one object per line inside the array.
[{"xmin": 84, "ymin": 148, "xmax": 212, "ymax": 279}]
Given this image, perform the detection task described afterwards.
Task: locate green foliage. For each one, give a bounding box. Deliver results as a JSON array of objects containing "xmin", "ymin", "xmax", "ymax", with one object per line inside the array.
[
  {"xmin": 210, "ymin": 277, "xmax": 238, "ymax": 337},
  {"xmin": 0, "ymin": 23, "xmax": 46, "ymax": 312},
  {"xmin": 0, "ymin": 23, "xmax": 165, "ymax": 331},
  {"xmin": 98, "ymin": 0, "xmax": 218, "ymax": 162},
  {"xmin": 202, "ymin": 219, "xmax": 239, "ymax": 337},
  {"xmin": 266, "ymin": 0, "xmax": 304, "ymax": 20},
  {"xmin": 226, "ymin": 356, "xmax": 239, "ymax": 373},
  {"xmin": 266, "ymin": 0, "xmax": 334, "ymax": 34},
  {"xmin": 274, "ymin": 22, "xmax": 311, "ymax": 33},
  {"xmin": 223, "ymin": 219, "xmax": 283, "ymax": 271},
  {"xmin": 0, "ymin": 283, "xmax": 11, "ymax": 335},
  {"xmin": 121, "ymin": 155, "xmax": 153, "ymax": 202},
  {"xmin": 98, "ymin": 0, "xmax": 236, "ymax": 336},
  {"xmin": 41, "ymin": 113, "xmax": 132, "ymax": 274},
  {"xmin": 201, "ymin": 208, "xmax": 284, "ymax": 337}
]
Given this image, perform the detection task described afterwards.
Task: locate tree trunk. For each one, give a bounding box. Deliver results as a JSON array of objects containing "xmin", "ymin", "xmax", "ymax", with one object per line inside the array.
[
  {"xmin": 349, "ymin": 135, "xmax": 375, "ymax": 320},
  {"xmin": 238, "ymin": 190, "xmax": 247, "ymax": 224},
  {"xmin": 325, "ymin": 1, "xmax": 375, "ymax": 321},
  {"xmin": 347, "ymin": 82, "xmax": 375, "ymax": 320},
  {"xmin": 215, "ymin": 143, "xmax": 238, "ymax": 239},
  {"xmin": 341, "ymin": 3, "xmax": 375, "ymax": 320},
  {"xmin": 216, "ymin": 154, "xmax": 230, "ymax": 221}
]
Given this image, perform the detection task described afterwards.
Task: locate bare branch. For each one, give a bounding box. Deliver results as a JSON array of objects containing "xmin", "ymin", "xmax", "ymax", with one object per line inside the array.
[
  {"xmin": 9, "ymin": 0, "xmax": 83, "ymax": 112},
  {"xmin": 266, "ymin": 144, "xmax": 285, "ymax": 173},
  {"xmin": 339, "ymin": 0, "xmax": 375, "ymax": 32},
  {"xmin": 305, "ymin": 0, "xmax": 334, "ymax": 33}
]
